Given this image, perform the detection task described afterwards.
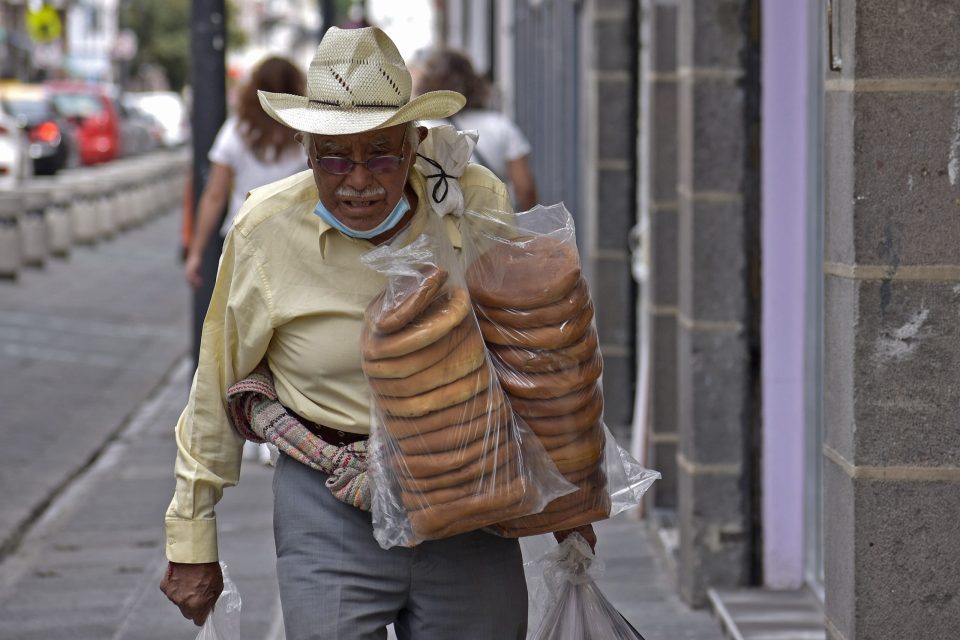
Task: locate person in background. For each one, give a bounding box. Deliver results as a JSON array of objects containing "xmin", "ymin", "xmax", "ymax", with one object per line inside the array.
[
  {"xmin": 184, "ymin": 56, "xmax": 306, "ymax": 289},
  {"xmin": 183, "ymin": 56, "xmax": 306, "ymax": 464},
  {"xmin": 410, "ymin": 47, "xmax": 539, "ymax": 210}
]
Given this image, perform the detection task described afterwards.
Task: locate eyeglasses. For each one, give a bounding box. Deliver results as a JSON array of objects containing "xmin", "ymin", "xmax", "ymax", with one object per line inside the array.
[{"xmin": 314, "ymin": 130, "xmax": 407, "ymax": 175}]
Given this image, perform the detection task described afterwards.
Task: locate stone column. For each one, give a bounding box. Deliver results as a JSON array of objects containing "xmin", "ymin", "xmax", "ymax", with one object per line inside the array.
[
  {"xmin": 822, "ymin": 1, "xmax": 960, "ymax": 637},
  {"xmin": 589, "ymin": 0, "xmax": 639, "ymax": 444},
  {"xmin": 675, "ymin": 0, "xmax": 760, "ymax": 605},
  {"xmin": 641, "ymin": 0, "xmax": 680, "ymax": 512}
]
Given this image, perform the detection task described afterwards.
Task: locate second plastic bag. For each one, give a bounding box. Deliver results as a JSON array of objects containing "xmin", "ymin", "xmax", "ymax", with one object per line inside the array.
[
  {"xmin": 360, "ymin": 210, "xmax": 574, "ymax": 549},
  {"xmin": 527, "ymin": 534, "xmax": 646, "ymax": 640}
]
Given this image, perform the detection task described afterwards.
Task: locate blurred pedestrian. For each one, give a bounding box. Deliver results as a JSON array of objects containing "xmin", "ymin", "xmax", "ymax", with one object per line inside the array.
[
  {"xmin": 183, "ymin": 56, "xmax": 306, "ymax": 290},
  {"xmin": 411, "ymin": 47, "xmax": 539, "ymax": 210},
  {"xmin": 159, "ymin": 27, "xmax": 586, "ymax": 638},
  {"xmin": 183, "ymin": 56, "xmax": 306, "ymax": 465}
]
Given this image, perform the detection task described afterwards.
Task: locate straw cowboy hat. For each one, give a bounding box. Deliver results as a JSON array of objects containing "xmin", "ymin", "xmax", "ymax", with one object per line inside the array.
[{"xmin": 258, "ymin": 27, "xmax": 465, "ymax": 135}]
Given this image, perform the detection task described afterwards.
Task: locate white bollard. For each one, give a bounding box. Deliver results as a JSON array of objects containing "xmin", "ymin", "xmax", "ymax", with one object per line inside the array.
[
  {"xmin": 0, "ymin": 192, "xmax": 22, "ymax": 278},
  {"xmin": 20, "ymin": 185, "xmax": 49, "ymax": 267},
  {"xmin": 72, "ymin": 178, "xmax": 99, "ymax": 245},
  {"xmin": 46, "ymin": 181, "xmax": 72, "ymax": 257}
]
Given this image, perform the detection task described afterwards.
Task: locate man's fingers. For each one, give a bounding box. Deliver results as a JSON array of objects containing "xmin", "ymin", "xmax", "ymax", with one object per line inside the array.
[{"xmin": 180, "ymin": 594, "xmax": 216, "ymax": 626}]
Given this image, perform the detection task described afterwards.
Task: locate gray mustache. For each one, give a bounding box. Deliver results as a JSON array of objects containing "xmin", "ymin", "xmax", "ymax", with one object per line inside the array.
[{"xmin": 336, "ymin": 186, "xmax": 386, "ymax": 199}]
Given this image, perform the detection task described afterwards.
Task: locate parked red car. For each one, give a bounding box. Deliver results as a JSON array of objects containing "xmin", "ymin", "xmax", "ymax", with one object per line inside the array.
[{"xmin": 44, "ymin": 81, "xmax": 120, "ymax": 165}]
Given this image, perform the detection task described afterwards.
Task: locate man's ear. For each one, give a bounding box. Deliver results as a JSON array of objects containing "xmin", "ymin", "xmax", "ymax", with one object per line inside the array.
[{"xmin": 417, "ymin": 126, "xmax": 428, "ymax": 143}]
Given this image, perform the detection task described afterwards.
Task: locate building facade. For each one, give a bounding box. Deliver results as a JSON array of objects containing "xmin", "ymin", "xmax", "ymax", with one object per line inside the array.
[{"xmin": 439, "ymin": 0, "xmax": 960, "ymax": 637}]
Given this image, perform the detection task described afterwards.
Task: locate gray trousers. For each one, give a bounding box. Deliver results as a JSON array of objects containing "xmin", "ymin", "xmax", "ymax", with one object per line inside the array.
[{"xmin": 272, "ymin": 453, "xmax": 528, "ymax": 640}]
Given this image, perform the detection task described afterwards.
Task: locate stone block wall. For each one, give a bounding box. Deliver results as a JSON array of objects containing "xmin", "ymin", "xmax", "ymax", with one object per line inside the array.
[
  {"xmin": 641, "ymin": 0, "xmax": 680, "ymax": 512},
  {"xmin": 588, "ymin": 0, "xmax": 639, "ymax": 444},
  {"xmin": 822, "ymin": 1, "xmax": 960, "ymax": 637},
  {"xmin": 673, "ymin": 0, "xmax": 760, "ymax": 606}
]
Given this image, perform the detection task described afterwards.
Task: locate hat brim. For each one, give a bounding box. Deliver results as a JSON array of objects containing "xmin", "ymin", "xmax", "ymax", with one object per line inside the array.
[{"xmin": 258, "ymin": 89, "xmax": 465, "ymax": 135}]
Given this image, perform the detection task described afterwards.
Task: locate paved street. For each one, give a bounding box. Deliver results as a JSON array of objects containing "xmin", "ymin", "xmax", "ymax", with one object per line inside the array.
[{"xmin": 0, "ymin": 178, "xmax": 723, "ymax": 639}]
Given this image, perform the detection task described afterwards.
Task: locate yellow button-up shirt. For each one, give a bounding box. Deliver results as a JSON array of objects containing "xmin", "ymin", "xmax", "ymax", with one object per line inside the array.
[{"xmin": 164, "ymin": 163, "xmax": 512, "ymax": 563}]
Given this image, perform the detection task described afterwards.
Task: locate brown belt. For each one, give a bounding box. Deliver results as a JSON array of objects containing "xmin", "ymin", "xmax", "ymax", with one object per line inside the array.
[{"xmin": 289, "ymin": 410, "xmax": 367, "ymax": 446}]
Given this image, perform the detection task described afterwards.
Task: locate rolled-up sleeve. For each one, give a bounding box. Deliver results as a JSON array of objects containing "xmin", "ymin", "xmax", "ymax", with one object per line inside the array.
[{"xmin": 164, "ymin": 228, "xmax": 275, "ymax": 563}]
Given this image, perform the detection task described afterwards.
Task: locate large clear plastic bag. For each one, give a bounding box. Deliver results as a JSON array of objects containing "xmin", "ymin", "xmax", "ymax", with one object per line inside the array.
[
  {"xmin": 461, "ymin": 203, "xmax": 659, "ymax": 536},
  {"xmin": 527, "ymin": 534, "xmax": 646, "ymax": 640},
  {"xmin": 195, "ymin": 562, "xmax": 241, "ymax": 640},
  {"xmin": 360, "ymin": 210, "xmax": 574, "ymax": 549}
]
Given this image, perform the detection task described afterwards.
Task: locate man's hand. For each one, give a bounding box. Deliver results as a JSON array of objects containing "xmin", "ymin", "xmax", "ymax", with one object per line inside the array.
[
  {"xmin": 553, "ymin": 524, "xmax": 597, "ymax": 551},
  {"xmin": 159, "ymin": 561, "xmax": 223, "ymax": 626}
]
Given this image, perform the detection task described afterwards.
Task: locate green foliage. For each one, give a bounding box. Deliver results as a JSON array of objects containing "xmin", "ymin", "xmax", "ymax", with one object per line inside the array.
[{"xmin": 120, "ymin": 0, "xmax": 247, "ymax": 92}]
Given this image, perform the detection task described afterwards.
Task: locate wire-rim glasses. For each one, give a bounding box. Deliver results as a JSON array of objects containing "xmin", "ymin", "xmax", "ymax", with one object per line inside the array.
[{"xmin": 315, "ymin": 130, "xmax": 407, "ymax": 175}]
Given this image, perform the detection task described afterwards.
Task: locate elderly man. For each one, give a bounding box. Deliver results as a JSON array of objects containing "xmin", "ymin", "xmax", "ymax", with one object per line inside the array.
[{"xmin": 160, "ymin": 27, "xmax": 544, "ymax": 639}]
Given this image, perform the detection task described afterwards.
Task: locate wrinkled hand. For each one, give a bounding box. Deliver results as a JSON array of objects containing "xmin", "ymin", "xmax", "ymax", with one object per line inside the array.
[
  {"xmin": 554, "ymin": 524, "xmax": 597, "ymax": 551},
  {"xmin": 160, "ymin": 561, "xmax": 223, "ymax": 626}
]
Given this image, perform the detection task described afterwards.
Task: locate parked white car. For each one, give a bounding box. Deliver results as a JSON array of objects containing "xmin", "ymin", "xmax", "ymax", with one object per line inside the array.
[
  {"xmin": 125, "ymin": 91, "xmax": 189, "ymax": 148},
  {"xmin": 0, "ymin": 107, "xmax": 30, "ymax": 190}
]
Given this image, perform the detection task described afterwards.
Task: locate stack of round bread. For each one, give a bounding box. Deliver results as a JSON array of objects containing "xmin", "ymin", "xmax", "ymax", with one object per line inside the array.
[
  {"xmin": 361, "ymin": 266, "xmax": 538, "ymax": 540},
  {"xmin": 465, "ymin": 236, "xmax": 610, "ymax": 536}
]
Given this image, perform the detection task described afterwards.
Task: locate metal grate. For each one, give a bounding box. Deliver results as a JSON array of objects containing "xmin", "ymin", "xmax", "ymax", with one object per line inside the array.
[{"xmin": 511, "ymin": 0, "xmax": 583, "ymax": 230}]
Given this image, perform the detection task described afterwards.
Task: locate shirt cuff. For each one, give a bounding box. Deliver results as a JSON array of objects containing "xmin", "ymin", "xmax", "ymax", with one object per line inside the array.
[{"xmin": 165, "ymin": 517, "xmax": 219, "ymax": 563}]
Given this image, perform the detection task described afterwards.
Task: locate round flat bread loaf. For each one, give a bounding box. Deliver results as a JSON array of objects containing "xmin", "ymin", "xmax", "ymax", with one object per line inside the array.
[
  {"xmin": 490, "ymin": 327, "xmax": 599, "ymax": 374},
  {"xmin": 397, "ymin": 434, "xmax": 515, "ymax": 493},
  {"xmin": 377, "ymin": 364, "xmax": 492, "ymax": 418},
  {"xmin": 401, "ymin": 475, "xmax": 487, "ymax": 512},
  {"xmin": 393, "ymin": 404, "xmax": 506, "ymax": 456},
  {"xmin": 498, "ymin": 351, "xmax": 603, "ymax": 400},
  {"xmin": 368, "ymin": 327, "xmax": 486, "ymax": 398},
  {"xmin": 510, "ymin": 382, "xmax": 602, "ymax": 419},
  {"xmin": 561, "ymin": 461, "xmax": 604, "ymax": 484},
  {"xmin": 535, "ymin": 426, "xmax": 590, "ymax": 450},
  {"xmin": 362, "ymin": 287, "xmax": 471, "ymax": 360},
  {"xmin": 373, "ymin": 266, "xmax": 449, "ymax": 334},
  {"xmin": 495, "ymin": 494, "xmax": 611, "ymax": 538},
  {"xmin": 528, "ymin": 470, "xmax": 607, "ymax": 514},
  {"xmin": 466, "ymin": 235, "xmax": 581, "ymax": 310},
  {"xmin": 478, "ymin": 302, "xmax": 594, "ymax": 350},
  {"xmin": 475, "ymin": 278, "xmax": 589, "ymax": 329},
  {"xmin": 522, "ymin": 392, "xmax": 604, "ymax": 438},
  {"xmin": 549, "ymin": 425, "xmax": 605, "ymax": 474},
  {"xmin": 363, "ymin": 316, "xmax": 474, "ymax": 379},
  {"xmin": 401, "ymin": 414, "xmax": 511, "ymax": 479},
  {"xmin": 401, "ymin": 464, "xmax": 521, "ymax": 511},
  {"xmin": 408, "ymin": 472, "xmax": 532, "ymax": 538},
  {"xmin": 380, "ymin": 386, "xmax": 506, "ymax": 439}
]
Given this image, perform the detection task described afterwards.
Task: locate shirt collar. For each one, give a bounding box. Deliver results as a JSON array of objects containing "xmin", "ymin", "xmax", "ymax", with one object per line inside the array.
[{"xmin": 316, "ymin": 166, "xmax": 461, "ymax": 258}]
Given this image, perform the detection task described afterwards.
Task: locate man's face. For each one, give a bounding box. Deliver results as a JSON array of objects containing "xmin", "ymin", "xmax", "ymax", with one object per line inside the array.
[{"xmin": 307, "ymin": 123, "xmax": 412, "ymax": 233}]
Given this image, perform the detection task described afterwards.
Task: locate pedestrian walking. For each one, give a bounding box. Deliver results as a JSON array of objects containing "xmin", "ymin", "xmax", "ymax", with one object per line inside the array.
[
  {"xmin": 410, "ymin": 47, "xmax": 539, "ymax": 210},
  {"xmin": 160, "ymin": 27, "xmax": 588, "ymax": 639}
]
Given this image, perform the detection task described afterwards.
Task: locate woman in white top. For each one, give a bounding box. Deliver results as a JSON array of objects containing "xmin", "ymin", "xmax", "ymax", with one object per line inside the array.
[
  {"xmin": 411, "ymin": 48, "xmax": 539, "ymax": 210},
  {"xmin": 184, "ymin": 56, "xmax": 306, "ymax": 288}
]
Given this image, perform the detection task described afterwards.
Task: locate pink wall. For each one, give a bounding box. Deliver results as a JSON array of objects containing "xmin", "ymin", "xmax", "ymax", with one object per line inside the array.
[{"xmin": 761, "ymin": 0, "xmax": 811, "ymax": 589}]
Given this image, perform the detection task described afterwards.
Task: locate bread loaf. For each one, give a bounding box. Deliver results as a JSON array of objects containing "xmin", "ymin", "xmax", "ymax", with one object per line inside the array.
[
  {"xmin": 465, "ymin": 235, "xmax": 581, "ymax": 309},
  {"xmin": 374, "ymin": 266, "xmax": 449, "ymax": 334},
  {"xmin": 475, "ymin": 278, "xmax": 588, "ymax": 329},
  {"xmin": 362, "ymin": 287, "xmax": 470, "ymax": 359}
]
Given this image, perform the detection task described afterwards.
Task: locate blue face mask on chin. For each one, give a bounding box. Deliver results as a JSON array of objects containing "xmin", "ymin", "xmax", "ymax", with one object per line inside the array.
[{"xmin": 313, "ymin": 195, "xmax": 411, "ymax": 240}]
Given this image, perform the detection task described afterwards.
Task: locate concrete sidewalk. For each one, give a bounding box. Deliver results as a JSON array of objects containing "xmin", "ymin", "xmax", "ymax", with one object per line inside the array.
[{"xmin": 0, "ymin": 198, "xmax": 723, "ymax": 639}]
